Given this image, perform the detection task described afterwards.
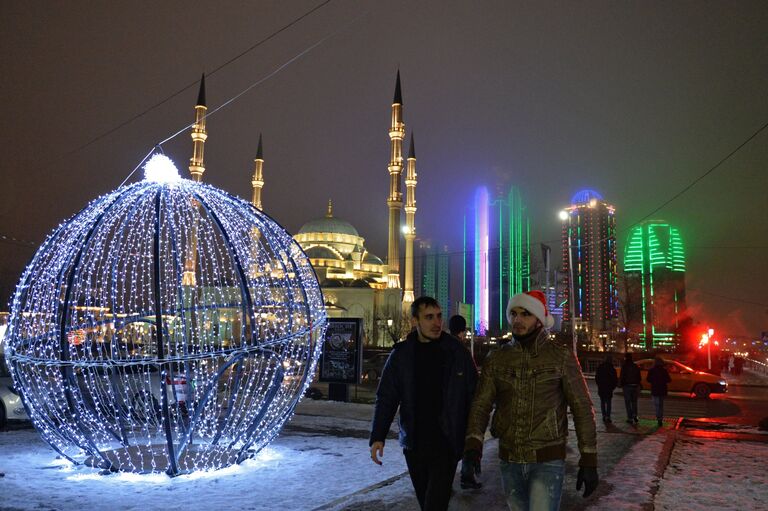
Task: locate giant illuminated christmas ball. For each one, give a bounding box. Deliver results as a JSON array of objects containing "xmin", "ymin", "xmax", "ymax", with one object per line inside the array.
[{"xmin": 5, "ymin": 155, "xmax": 327, "ymax": 475}]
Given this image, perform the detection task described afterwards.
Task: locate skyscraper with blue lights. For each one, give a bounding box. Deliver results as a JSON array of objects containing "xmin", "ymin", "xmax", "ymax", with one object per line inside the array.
[{"xmin": 561, "ymin": 189, "xmax": 618, "ymax": 339}]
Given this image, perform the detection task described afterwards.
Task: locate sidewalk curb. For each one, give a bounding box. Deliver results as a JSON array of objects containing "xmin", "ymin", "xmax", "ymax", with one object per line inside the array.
[
  {"xmin": 311, "ymin": 471, "xmax": 410, "ymax": 510},
  {"xmin": 645, "ymin": 418, "xmax": 681, "ymax": 509}
]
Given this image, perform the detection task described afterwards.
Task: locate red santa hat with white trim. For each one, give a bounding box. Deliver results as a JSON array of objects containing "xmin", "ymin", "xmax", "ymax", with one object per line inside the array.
[{"xmin": 506, "ymin": 290, "xmax": 555, "ymax": 329}]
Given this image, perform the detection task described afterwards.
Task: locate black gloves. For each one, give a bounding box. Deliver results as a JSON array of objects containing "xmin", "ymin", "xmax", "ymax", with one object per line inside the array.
[
  {"xmin": 460, "ymin": 449, "xmax": 482, "ymax": 489},
  {"xmin": 576, "ymin": 466, "xmax": 599, "ymax": 497}
]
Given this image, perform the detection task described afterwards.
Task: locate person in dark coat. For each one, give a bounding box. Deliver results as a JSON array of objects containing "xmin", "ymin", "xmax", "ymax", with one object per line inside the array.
[
  {"xmin": 646, "ymin": 357, "xmax": 672, "ymax": 426},
  {"xmin": 618, "ymin": 353, "xmax": 641, "ymax": 424},
  {"xmin": 369, "ymin": 296, "xmax": 478, "ymax": 510},
  {"xmin": 595, "ymin": 355, "xmax": 618, "ymax": 423}
]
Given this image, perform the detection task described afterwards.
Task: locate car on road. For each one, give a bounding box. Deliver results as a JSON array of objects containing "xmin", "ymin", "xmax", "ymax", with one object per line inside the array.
[
  {"xmin": 0, "ymin": 357, "xmax": 30, "ymax": 428},
  {"xmin": 629, "ymin": 358, "xmax": 727, "ymax": 398},
  {"xmin": 362, "ymin": 351, "xmax": 391, "ymax": 383}
]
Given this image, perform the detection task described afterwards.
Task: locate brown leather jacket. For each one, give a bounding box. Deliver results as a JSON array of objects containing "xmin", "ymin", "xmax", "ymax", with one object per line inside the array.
[{"xmin": 465, "ymin": 329, "xmax": 597, "ymax": 467}]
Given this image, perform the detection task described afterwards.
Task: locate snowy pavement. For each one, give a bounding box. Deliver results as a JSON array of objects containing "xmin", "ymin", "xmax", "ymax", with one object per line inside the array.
[{"xmin": 1, "ymin": 399, "xmax": 767, "ymax": 510}]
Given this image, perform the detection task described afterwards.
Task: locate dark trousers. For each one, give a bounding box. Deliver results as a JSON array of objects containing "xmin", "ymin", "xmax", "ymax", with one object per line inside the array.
[
  {"xmin": 404, "ymin": 449, "xmax": 458, "ymax": 511},
  {"xmin": 623, "ymin": 385, "xmax": 639, "ymax": 420},
  {"xmin": 599, "ymin": 393, "xmax": 612, "ymax": 419}
]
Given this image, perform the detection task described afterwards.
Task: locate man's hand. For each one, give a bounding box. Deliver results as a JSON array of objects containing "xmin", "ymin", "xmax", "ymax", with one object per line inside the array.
[
  {"xmin": 460, "ymin": 450, "xmax": 483, "ymax": 489},
  {"xmin": 576, "ymin": 466, "xmax": 599, "ymax": 497},
  {"xmin": 370, "ymin": 441, "xmax": 384, "ymax": 465}
]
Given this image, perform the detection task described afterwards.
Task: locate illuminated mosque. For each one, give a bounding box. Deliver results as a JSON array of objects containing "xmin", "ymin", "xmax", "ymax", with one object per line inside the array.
[{"xmin": 190, "ymin": 72, "xmax": 416, "ymax": 346}]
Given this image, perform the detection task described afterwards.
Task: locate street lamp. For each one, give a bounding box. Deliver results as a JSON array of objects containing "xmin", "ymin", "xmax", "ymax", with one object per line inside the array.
[{"xmin": 700, "ymin": 328, "xmax": 715, "ymax": 370}]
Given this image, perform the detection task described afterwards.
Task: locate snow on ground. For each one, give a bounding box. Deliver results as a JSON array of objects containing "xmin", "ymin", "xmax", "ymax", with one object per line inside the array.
[
  {"xmin": 654, "ymin": 437, "xmax": 768, "ymax": 511},
  {"xmin": 1, "ymin": 398, "xmax": 766, "ymax": 510},
  {"xmin": 585, "ymin": 431, "xmax": 668, "ymax": 510},
  {"xmin": 0, "ymin": 400, "xmax": 407, "ymax": 511}
]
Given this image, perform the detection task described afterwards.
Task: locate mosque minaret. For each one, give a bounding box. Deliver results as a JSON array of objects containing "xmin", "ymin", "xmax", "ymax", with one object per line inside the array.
[
  {"xmin": 251, "ymin": 133, "xmax": 265, "ymax": 210},
  {"xmin": 402, "ymin": 133, "xmax": 417, "ymax": 309},
  {"xmin": 386, "ymin": 71, "xmax": 405, "ymax": 290},
  {"xmin": 188, "ymin": 74, "xmax": 208, "ymax": 182}
]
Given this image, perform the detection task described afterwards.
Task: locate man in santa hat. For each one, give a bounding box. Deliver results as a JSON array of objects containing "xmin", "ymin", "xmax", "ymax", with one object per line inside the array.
[{"xmin": 462, "ymin": 290, "xmax": 598, "ymax": 510}]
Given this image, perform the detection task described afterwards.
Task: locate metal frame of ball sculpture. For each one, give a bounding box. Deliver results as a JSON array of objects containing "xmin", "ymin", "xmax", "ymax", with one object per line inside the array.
[{"xmin": 5, "ymin": 155, "xmax": 327, "ymax": 475}]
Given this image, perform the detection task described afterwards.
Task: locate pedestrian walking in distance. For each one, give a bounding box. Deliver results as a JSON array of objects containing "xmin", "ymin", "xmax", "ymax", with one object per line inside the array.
[
  {"xmin": 463, "ymin": 290, "xmax": 599, "ymax": 510},
  {"xmin": 595, "ymin": 355, "xmax": 618, "ymax": 423},
  {"xmin": 619, "ymin": 353, "xmax": 641, "ymax": 424},
  {"xmin": 369, "ymin": 296, "xmax": 478, "ymax": 510},
  {"xmin": 646, "ymin": 357, "xmax": 671, "ymax": 426}
]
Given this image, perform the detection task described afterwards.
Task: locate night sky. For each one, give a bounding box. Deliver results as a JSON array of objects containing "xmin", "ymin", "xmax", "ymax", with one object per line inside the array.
[{"xmin": 1, "ymin": 1, "xmax": 766, "ymax": 338}]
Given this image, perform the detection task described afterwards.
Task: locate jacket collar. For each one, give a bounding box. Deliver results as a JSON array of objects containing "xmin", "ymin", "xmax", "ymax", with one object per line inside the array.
[
  {"xmin": 404, "ymin": 330, "xmax": 454, "ymax": 351},
  {"xmin": 509, "ymin": 328, "xmax": 548, "ymax": 356}
]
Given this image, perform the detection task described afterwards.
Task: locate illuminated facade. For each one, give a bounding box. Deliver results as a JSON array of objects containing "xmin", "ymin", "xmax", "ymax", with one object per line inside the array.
[
  {"xmin": 414, "ymin": 240, "xmax": 451, "ymax": 316},
  {"xmin": 561, "ymin": 189, "xmax": 619, "ymax": 339},
  {"xmin": 623, "ymin": 221, "xmax": 686, "ymax": 349},
  {"xmin": 462, "ymin": 186, "xmax": 530, "ymax": 336}
]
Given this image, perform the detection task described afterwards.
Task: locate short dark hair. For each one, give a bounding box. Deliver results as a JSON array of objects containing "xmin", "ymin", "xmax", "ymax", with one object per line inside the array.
[
  {"xmin": 410, "ymin": 296, "xmax": 440, "ymax": 318},
  {"xmin": 448, "ymin": 315, "xmax": 467, "ymax": 335}
]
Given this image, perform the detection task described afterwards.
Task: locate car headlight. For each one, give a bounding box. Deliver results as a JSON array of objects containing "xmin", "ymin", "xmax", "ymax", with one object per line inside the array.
[{"xmin": 719, "ymin": 380, "xmax": 727, "ymax": 386}]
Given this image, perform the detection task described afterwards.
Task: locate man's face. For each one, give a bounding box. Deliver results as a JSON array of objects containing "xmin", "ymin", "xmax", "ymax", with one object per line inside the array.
[
  {"xmin": 509, "ymin": 306, "xmax": 540, "ymax": 336},
  {"xmin": 412, "ymin": 305, "xmax": 443, "ymax": 341}
]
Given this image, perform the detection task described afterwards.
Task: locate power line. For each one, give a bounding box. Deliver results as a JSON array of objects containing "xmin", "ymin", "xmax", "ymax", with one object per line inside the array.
[
  {"xmin": 687, "ymin": 288, "xmax": 768, "ymax": 308},
  {"xmin": 37, "ymin": 0, "xmax": 335, "ymax": 169}
]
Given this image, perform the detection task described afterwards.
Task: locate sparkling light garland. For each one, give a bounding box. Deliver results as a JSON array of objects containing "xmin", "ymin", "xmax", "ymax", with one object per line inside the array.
[{"xmin": 5, "ymin": 155, "xmax": 327, "ymax": 476}]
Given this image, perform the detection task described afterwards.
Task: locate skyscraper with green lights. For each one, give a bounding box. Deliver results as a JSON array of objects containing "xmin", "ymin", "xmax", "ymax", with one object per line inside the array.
[
  {"xmin": 462, "ymin": 185, "xmax": 530, "ymax": 335},
  {"xmin": 415, "ymin": 240, "xmax": 451, "ymax": 316},
  {"xmin": 623, "ymin": 221, "xmax": 687, "ymax": 350}
]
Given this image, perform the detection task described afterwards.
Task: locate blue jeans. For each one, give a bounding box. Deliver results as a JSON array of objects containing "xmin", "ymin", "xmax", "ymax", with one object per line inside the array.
[
  {"xmin": 500, "ymin": 459, "xmax": 565, "ymax": 511},
  {"xmin": 623, "ymin": 385, "xmax": 639, "ymax": 420},
  {"xmin": 652, "ymin": 395, "xmax": 665, "ymax": 420}
]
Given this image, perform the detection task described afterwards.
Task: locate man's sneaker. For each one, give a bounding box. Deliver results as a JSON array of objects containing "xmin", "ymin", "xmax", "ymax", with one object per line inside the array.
[
  {"xmin": 634, "ymin": 417, "xmax": 640, "ymax": 424},
  {"xmin": 460, "ymin": 476, "xmax": 483, "ymax": 490}
]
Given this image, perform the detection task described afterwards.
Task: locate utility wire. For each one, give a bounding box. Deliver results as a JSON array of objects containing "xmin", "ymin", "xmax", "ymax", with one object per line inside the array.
[
  {"xmin": 41, "ymin": 0, "xmax": 334, "ymax": 168},
  {"xmin": 687, "ymin": 288, "xmax": 768, "ymax": 308},
  {"xmin": 117, "ymin": 4, "xmax": 369, "ymax": 187}
]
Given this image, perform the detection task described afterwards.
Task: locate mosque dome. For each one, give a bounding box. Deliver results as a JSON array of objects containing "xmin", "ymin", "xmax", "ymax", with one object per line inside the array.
[
  {"xmin": 298, "ymin": 200, "xmax": 359, "ymax": 237},
  {"xmin": 363, "ymin": 252, "xmax": 384, "ymax": 265}
]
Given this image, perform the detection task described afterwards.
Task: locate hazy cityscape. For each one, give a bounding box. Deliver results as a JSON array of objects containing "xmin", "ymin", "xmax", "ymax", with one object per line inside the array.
[{"xmin": 1, "ymin": 2, "xmax": 767, "ymax": 510}]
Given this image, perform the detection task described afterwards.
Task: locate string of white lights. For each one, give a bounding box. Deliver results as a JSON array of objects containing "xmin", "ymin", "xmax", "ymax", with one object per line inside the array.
[{"xmin": 5, "ymin": 154, "xmax": 327, "ymax": 476}]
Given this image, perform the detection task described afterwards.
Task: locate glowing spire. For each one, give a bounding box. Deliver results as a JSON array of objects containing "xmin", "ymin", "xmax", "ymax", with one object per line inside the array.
[
  {"xmin": 386, "ymin": 70, "xmax": 404, "ymax": 290},
  {"xmin": 251, "ymin": 134, "xmax": 264, "ymax": 210},
  {"xmin": 189, "ymin": 74, "xmax": 208, "ymax": 182}
]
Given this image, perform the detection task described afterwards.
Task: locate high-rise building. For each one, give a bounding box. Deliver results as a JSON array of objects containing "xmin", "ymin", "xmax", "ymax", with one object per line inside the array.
[
  {"xmin": 415, "ymin": 240, "xmax": 451, "ymax": 316},
  {"xmin": 462, "ymin": 185, "xmax": 530, "ymax": 336},
  {"xmin": 623, "ymin": 221, "xmax": 686, "ymax": 350},
  {"xmin": 560, "ymin": 189, "xmax": 618, "ymax": 339}
]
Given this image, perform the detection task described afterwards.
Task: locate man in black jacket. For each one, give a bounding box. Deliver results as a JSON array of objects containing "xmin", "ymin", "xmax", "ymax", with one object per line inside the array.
[
  {"xmin": 619, "ymin": 353, "xmax": 641, "ymax": 424},
  {"xmin": 595, "ymin": 355, "xmax": 618, "ymax": 423},
  {"xmin": 369, "ymin": 296, "xmax": 478, "ymax": 510}
]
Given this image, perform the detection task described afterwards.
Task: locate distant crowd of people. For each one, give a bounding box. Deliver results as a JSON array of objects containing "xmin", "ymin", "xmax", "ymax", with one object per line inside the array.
[{"xmin": 721, "ymin": 353, "xmax": 745, "ymax": 376}]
